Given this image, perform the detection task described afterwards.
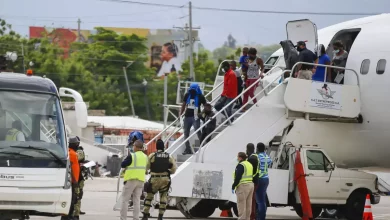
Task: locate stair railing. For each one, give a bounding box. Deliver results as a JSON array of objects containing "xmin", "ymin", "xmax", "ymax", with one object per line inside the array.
[
  {"xmin": 199, "ymin": 62, "xmax": 361, "ymax": 163},
  {"xmin": 145, "ymin": 80, "xmax": 224, "ymax": 148},
  {"xmin": 169, "ymin": 65, "xmax": 284, "ymax": 156},
  {"xmin": 198, "ymin": 68, "xmax": 287, "ymax": 162}
]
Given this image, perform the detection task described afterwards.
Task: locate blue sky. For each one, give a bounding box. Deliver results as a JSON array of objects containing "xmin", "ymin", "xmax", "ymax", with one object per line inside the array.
[{"xmin": 1, "ymin": 0, "xmax": 389, "ymax": 50}]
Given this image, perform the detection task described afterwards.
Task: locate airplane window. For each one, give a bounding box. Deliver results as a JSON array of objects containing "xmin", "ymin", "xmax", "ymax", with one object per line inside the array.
[
  {"xmin": 376, "ymin": 59, "xmax": 386, "ymax": 75},
  {"xmin": 360, "ymin": 59, "xmax": 370, "ymax": 75}
]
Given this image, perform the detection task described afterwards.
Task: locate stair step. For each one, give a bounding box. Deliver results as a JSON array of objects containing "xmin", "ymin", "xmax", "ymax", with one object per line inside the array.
[{"xmin": 177, "ymin": 154, "xmax": 192, "ymax": 162}]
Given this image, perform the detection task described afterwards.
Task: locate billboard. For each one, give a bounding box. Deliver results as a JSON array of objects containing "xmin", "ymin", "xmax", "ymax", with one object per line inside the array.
[{"xmin": 29, "ymin": 26, "xmax": 199, "ymax": 76}]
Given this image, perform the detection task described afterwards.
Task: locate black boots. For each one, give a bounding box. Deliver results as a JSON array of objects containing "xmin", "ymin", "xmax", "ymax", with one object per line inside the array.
[
  {"xmin": 141, "ymin": 212, "xmax": 150, "ymax": 220},
  {"xmin": 157, "ymin": 214, "xmax": 163, "ymax": 220},
  {"xmin": 80, "ymin": 211, "xmax": 86, "ymax": 215},
  {"xmin": 182, "ymin": 147, "xmax": 193, "ymax": 155}
]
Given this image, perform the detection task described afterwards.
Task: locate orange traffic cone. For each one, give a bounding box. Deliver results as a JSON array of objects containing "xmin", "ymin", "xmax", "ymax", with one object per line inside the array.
[
  {"xmin": 220, "ymin": 209, "xmax": 233, "ymax": 217},
  {"xmin": 363, "ymin": 194, "xmax": 373, "ymax": 220}
]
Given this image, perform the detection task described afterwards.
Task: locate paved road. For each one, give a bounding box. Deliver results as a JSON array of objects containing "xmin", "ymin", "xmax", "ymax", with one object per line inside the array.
[{"xmin": 30, "ymin": 178, "xmax": 390, "ymax": 220}]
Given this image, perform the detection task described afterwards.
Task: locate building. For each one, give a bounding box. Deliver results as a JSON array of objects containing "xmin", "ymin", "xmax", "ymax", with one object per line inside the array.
[{"xmin": 89, "ymin": 116, "xmax": 182, "ymax": 154}]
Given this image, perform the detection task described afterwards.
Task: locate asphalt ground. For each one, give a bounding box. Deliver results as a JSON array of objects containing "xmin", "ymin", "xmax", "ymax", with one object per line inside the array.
[{"xmin": 30, "ymin": 178, "xmax": 390, "ymax": 220}]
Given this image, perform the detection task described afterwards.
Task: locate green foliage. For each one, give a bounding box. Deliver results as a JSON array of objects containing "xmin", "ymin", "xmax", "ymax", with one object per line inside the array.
[{"xmin": 0, "ymin": 19, "xmax": 278, "ymax": 121}]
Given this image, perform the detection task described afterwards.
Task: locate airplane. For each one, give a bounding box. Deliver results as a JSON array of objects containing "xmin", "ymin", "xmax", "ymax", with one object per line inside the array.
[{"xmin": 262, "ymin": 13, "xmax": 390, "ymax": 170}]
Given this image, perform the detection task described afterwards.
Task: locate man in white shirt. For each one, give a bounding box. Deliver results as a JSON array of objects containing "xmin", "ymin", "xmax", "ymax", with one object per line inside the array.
[
  {"xmin": 5, "ymin": 120, "xmax": 25, "ymax": 141},
  {"xmin": 157, "ymin": 42, "xmax": 182, "ymax": 77}
]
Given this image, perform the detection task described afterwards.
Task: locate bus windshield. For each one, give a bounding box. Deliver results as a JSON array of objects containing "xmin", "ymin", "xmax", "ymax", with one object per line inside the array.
[{"xmin": 0, "ymin": 90, "xmax": 66, "ymax": 168}]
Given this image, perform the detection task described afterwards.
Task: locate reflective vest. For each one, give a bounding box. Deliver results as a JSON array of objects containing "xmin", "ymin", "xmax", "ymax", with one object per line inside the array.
[
  {"xmin": 250, "ymin": 153, "xmax": 260, "ymax": 177},
  {"xmin": 124, "ymin": 151, "xmax": 147, "ymax": 182},
  {"xmin": 5, "ymin": 128, "xmax": 20, "ymax": 141},
  {"xmin": 259, "ymin": 153, "xmax": 270, "ymax": 178},
  {"xmin": 233, "ymin": 160, "xmax": 253, "ymax": 189}
]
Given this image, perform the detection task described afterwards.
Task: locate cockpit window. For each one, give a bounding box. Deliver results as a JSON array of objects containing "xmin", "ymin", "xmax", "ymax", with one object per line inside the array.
[{"xmin": 265, "ymin": 56, "xmax": 279, "ymax": 66}]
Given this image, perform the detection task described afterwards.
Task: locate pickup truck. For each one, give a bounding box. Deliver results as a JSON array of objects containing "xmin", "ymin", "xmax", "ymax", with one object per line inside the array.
[
  {"xmin": 269, "ymin": 144, "xmax": 380, "ymax": 220},
  {"xmin": 139, "ymin": 144, "xmax": 380, "ymax": 220}
]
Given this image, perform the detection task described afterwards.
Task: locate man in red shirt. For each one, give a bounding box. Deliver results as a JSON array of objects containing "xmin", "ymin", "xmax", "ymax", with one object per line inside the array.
[{"xmin": 214, "ymin": 61, "xmax": 238, "ymax": 122}]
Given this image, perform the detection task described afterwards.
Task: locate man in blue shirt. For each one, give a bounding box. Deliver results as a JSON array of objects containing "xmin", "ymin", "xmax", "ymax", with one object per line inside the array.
[{"xmin": 256, "ymin": 142, "xmax": 272, "ymax": 220}]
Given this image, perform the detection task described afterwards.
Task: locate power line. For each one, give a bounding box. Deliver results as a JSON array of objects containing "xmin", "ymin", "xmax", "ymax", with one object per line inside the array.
[
  {"xmin": 3, "ymin": 16, "xmax": 182, "ymax": 24},
  {"xmin": 0, "ymin": 8, "xmax": 177, "ymax": 19},
  {"xmin": 100, "ymin": 0, "xmax": 184, "ymax": 9},
  {"xmin": 102, "ymin": 0, "xmax": 381, "ymax": 16}
]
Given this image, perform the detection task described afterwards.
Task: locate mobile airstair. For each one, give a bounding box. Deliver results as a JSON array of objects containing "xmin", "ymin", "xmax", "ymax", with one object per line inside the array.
[
  {"xmin": 143, "ymin": 19, "xmax": 363, "ymax": 218},
  {"xmin": 144, "ymin": 61, "xmax": 362, "ymax": 217}
]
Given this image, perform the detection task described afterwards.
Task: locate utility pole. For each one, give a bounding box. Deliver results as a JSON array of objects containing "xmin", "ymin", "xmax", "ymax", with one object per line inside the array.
[
  {"xmin": 21, "ymin": 44, "xmax": 25, "ymax": 73},
  {"xmin": 188, "ymin": 1, "xmax": 194, "ymax": 80},
  {"xmin": 123, "ymin": 62, "xmax": 136, "ymax": 117},
  {"xmin": 77, "ymin": 18, "xmax": 81, "ymax": 42},
  {"xmin": 173, "ymin": 1, "xmax": 200, "ymax": 81}
]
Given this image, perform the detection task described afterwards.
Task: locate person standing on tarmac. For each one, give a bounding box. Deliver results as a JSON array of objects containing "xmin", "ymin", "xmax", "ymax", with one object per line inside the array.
[
  {"xmin": 62, "ymin": 137, "xmax": 81, "ymax": 220},
  {"xmin": 232, "ymin": 152, "xmax": 254, "ymax": 220},
  {"xmin": 120, "ymin": 140, "xmax": 148, "ymax": 220},
  {"xmin": 256, "ymin": 143, "xmax": 272, "ymax": 220},
  {"xmin": 142, "ymin": 139, "xmax": 177, "ymax": 220},
  {"xmin": 246, "ymin": 143, "xmax": 259, "ymax": 220},
  {"xmin": 74, "ymin": 140, "xmax": 87, "ymax": 217}
]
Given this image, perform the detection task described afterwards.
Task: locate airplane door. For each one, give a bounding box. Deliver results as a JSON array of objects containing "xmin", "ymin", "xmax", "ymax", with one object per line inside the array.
[{"xmin": 286, "ymin": 19, "xmax": 318, "ymax": 52}]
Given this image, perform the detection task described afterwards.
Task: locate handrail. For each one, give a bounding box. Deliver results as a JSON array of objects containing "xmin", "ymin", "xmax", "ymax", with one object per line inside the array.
[
  {"xmin": 289, "ymin": 62, "xmax": 360, "ymax": 85},
  {"xmin": 199, "ymin": 62, "xmax": 360, "ymax": 162},
  {"xmin": 169, "ymin": 65, "xmax": 284, "ymax": 156},
  {"xmin": 145, "ymin": 80, "xmax": 224, "ymax": 147},
  {"xmin": 199, "ymin": 68, "xmax": 287, "ymax": 163}
]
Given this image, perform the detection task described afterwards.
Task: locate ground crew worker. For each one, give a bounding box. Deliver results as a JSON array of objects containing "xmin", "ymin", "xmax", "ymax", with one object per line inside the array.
[
  {"xmin": 246, "ymin": 143, "xmax": 259, "ymax": 220},
  {"xmin": 5, "ymin": 120, "xmax": 25, "ymax": 141},
  {"xmin": 74, "ymin": 143, "xmax": 87, "ymax": 217},
  {"xmin": 61, "ymin": 137, "xmax": 81, "ymax": 220},
  {"xmin": 120, "ymin": 140, "xmax": 148, "ymax": 220},
  {"xmin": 142, "ymin": 139, "xmax": 177, "ymax": 220},
  {"xmin": 255, "ymin": 142, "xmax": 272, "ymax": 220},
  {"xmin": 232, "ymin": 152, "xmax": 254, "ymax": 220}
]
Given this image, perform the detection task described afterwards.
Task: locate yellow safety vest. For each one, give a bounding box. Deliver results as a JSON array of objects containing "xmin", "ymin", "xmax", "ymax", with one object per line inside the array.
[
  {"xmin": 233, "ymin": 160, "xmax": 253, "ymax": 189},
  {"xmin": 124, "ymin": 151, "xmax": 147, "ymax": 182},
  {"xmin": 5, "ymin": 128, "xmax": 20, "ymax": 141},
  {"xmin": 251, "ymin": 153, "xmax": 260, "ymax": 177}
]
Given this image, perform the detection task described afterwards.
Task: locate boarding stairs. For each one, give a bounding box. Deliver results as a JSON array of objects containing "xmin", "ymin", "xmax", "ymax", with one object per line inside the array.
[{"xmin": 143, "ymin": 62, "xmax": 363, "ymax": 217}]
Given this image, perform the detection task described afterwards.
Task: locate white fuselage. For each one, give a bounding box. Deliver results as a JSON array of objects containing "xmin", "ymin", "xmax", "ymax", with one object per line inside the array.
[{"xmin": 269, "ymin": 14, "xmax": 390, "ymax": 168}]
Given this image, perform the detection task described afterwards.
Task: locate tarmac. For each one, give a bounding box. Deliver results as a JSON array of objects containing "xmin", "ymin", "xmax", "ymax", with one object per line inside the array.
[{"xmin": 30, "ymin": 177, "xmax": 390, "ymax": 220}]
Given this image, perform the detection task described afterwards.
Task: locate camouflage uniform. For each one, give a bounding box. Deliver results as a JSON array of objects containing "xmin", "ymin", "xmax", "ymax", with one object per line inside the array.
[
  {"xmin": 73, "ymin": 147, "xmax": 86, "ymax": 218},
  {"xmin": 143, "ymin": 150, "xmax": 177, "ymax": 219}
]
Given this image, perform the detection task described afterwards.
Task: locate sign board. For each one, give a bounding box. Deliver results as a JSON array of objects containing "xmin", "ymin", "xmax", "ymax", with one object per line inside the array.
[
  {"xmin": 192, "ymin": 169, "xmax": 223, "ymax": 199},
  {"xmin": 309, "ymin": 82, "xmax": 342, "ymax": 110}
]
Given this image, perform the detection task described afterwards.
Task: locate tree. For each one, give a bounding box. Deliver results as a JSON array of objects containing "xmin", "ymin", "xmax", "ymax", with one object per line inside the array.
[
  {"xmin": 68, "ymin": 28, "xmax": 155, "ymax": 116},
  {"xmin": 224, "ymin": 34, "xmax": 237, "ymax": 49}
]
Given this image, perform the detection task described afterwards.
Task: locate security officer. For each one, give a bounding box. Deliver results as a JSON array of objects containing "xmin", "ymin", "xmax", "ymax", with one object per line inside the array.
[
  {"xmin": 232, "ymin": 152, "xmax": 254, "ymax": 220},
  {"xmin": 246, "ymin": 143, "xmax": 259, "ymax": 220},
  {"xmin": 142, "ymin": 139, "xmax": 177, "ymax": 220},
  {"xmin": 74, "ymin": 141, "xmax": 87, "ymax": 217},
  {"xmin": 62, "ymin": 137, "xmax": 81, "ymax": 220},
  {"xmin": 5, "ymin": 120, "xmax": 25, "ymax": 141},
  {"xmin": 120, "ymin": 140, "xmax": 148, "ymax": 220}
]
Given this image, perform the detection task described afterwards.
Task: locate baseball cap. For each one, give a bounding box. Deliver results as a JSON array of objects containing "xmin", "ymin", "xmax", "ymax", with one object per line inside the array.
[{"xmin": 295, "ymin": 41, "xmax": 306, "ymax": 47}]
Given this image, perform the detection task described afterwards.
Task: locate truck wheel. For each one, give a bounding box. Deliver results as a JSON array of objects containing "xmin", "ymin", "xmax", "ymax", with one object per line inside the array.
[
  {"xmin": 232, "ymin": 203, "xmax": 238, "ymax": 217},
  {"xmin": 189, "ymin": 199, "xmax": 216, "ymax": 218},
  {"xmin": 344, "ymin": 191, "xmax": 366, "ymax": 220},
  {"xmin": 293, "ymin": 205, "xmax": 322, "ymax": 219},
  {"xmin": 321, "ymin": 208, "xmax": 337, "ymax": 218}
]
